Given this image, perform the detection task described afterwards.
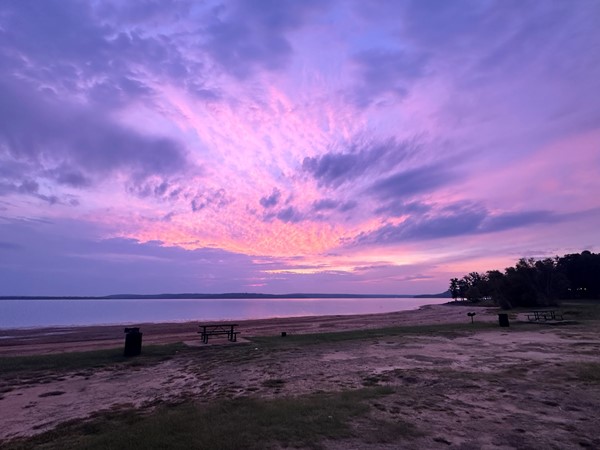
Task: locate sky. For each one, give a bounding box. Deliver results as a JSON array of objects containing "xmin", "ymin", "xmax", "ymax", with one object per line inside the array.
[{"xmin": 0, "ymin": 0, "xmax": 599, "ymax": 296}]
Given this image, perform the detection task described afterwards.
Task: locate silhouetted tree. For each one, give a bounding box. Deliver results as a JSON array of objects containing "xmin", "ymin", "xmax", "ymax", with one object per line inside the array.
[
  {"xmin": 458, "ymin": 277, "xmax": 470, "ymax": 301},
  {"xmin": 448, "ymin": 251, "xmax": 599, "ymax": 309},
  {"xmin": 465, "ymin": 285, "xmax": 481, "ymax": 302},
  {"xmin": 486, "ymin": 269, "xmax": 508, "ymax": 307},
  {"xmin": 449, "ymin": 278, "xmax": 460, "ymax": 301},
  {"xmin": 503, "ymin": 258, "xmax": 544, "ymax": 307},
  {"xmin": 557, "ymin": 250, "xmax": 600, "ymax": 299}
]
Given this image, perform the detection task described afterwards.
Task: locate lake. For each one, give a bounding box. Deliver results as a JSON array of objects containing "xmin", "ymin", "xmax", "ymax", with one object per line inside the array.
[{"xmin": 0, "ymin": 297, "xmax": 449, "ymax": 329}]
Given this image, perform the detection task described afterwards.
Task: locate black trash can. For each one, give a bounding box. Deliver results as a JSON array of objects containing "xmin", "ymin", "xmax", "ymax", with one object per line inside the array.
[
  {"xmin": 498, "ymin": 314, "xmax": 510, "ymax": 328},
  {"xmin": 124, "ymin": 327, "xmax": 142, "ymax": 356}
]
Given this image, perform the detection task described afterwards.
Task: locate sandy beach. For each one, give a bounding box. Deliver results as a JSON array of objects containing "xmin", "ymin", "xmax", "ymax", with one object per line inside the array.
[
  {"xmin": 1, "ymin": 303, "xmax": 599, "ymax": 449},
  {"xmin": 0, "ymin": 303, "xmax": 481, "ymax": 356}
]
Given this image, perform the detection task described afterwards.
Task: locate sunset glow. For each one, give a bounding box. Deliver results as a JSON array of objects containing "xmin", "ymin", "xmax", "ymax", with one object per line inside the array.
[{"xmin": 1, "ymin": 0, "xmax": 599, "ymax": 295}]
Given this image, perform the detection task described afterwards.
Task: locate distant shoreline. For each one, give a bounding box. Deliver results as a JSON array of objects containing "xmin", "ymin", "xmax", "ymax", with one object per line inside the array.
[{"xmin": 0, "ymin": 291, "xmax": 451, "ymax": 300}]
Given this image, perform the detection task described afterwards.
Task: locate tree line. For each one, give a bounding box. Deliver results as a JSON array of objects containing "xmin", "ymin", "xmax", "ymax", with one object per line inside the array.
[{"xmin": 449, "ymin": 250, "xmax": 600, "ymax": 308}]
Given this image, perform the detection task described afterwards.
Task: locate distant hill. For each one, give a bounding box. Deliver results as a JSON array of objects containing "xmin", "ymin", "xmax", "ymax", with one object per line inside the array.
[{"xmin": 414, "ymin": 290, "xmax": 452, "ymax": 298}]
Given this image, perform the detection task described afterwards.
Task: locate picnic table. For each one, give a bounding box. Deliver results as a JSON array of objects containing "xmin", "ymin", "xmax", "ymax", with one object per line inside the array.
[
  {"xmin": 526, "ymin": 310, "xmax": 564, "ymax": 322},
  {"xmin": 198, "ymin": 323, "xmax": 240, "ymax": 344}
]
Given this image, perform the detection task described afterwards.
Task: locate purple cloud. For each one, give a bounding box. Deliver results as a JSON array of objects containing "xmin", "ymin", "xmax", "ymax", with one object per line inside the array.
[
  {"xmin": 203, "ymin": 0, "xmax": 329, "ymax": 79},
  {"xmin": 312, "ymin": 198, "xmax": 340, "ymax": 211},
  {"xmin": 374, "ymin": 201, "xmax": 432, "ymax": 217},
  {"xmin": 191, "ymin": 189, "xmax": 233, "ymax": 213},
  {"xmin": 354, "ymin": 202, "xmax": 564, "ymax": 246},
  {"xmin": 303, "ymin": 137, "xmax": 418, "ymax": 188},
  {"xmin": 367, "ymin": 162, "xmax": 452, "ymax": 201},
  {"xmin": 97, "ymin": 0, "xmax": 192, "ymax": 25},
  {"xmin": 350, "ymin": 49, "xmax": 427, "ymax": 106},
  {"xmin": 480, "ymin": 210, "xmax": 560, "ymax": 233},
  {"xmin": 276, "ymin": 206, "xmax": 303, "ymax": 223},
  {"xmin": 260, "ymin": 188, "xmax": 282, "ymax": 208},
  {"xmin": 0, "ymin": 77, "xmax": 190, "ymax": 193},
  {"xmin": 0, "ymin": 1, "xmax": 202, "ymax": 205}
]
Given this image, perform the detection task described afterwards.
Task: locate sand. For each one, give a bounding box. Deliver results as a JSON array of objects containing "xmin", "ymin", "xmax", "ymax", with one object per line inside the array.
[
  {"xmin": 1, "ymin": 303, "xmax": 599, "ymax": 448},
  {"xmin": 0, "ymin": 303, "xmax": 487, "ymax": 356}
]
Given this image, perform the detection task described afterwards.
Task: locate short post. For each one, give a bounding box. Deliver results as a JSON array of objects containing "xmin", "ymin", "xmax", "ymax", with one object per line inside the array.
[
  {"xmin": 281, "ymin": 332, "xmax": 287, "ymax": 337},
  {"xmin": 124, "ymin": 327, "xmax": 142, "ymax": 356}
]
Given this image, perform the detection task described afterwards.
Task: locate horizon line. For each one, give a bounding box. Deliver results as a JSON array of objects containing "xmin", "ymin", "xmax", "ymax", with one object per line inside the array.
[{"xmin": 0, "ymin": 291, "xmax": 451, "ymax": 300}]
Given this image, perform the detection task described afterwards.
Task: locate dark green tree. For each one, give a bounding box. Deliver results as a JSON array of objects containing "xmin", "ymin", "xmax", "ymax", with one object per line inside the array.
[
  {"xmin": 486, "ymin": 270, "xmax": 508, "ymax": 307},
  {"xmin": 557, "ymin": 251, "xmax": 600, "ymax": 299},
  {"xmin": 458, "ymin": 277, "xmax": 470, "ymax": 301},
  {"xmin": 449, "ymin": 278, "xmax": 460, "ymax": 301},
  {"xmin": 449, "ymin": 251, "xmax": 599, "ymax": 309}
]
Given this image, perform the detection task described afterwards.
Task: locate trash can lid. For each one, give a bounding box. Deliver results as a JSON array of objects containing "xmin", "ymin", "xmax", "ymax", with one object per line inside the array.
[{"xmin": 124, "ymin": 327, "xmax": 140, "ymax": 333}]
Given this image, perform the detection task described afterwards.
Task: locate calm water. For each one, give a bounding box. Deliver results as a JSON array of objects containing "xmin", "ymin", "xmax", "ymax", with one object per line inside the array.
[{"xmin": 0, "ymin": 297, "xmax": 449, "ymax": 329}]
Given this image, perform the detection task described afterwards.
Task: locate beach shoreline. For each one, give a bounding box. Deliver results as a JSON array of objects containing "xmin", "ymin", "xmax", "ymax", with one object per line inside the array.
[{"xmin": 0, "ymin": 303, "xmax": 487, "ymax": 356}]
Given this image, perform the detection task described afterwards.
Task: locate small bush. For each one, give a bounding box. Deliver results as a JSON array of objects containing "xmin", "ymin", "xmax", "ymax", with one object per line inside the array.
[{"xmin": 577, "ymin": 363, "xmax": 600, "ymax": 383}]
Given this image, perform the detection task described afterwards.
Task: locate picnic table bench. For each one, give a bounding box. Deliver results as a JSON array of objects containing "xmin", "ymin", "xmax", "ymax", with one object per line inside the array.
[
  {"xmin": 198, "ymin": 323, "xmax": 240, "ymax": 344},
  {"xmin": 526, "ymin": 310, "xmax": 564, "ymax": 322}
]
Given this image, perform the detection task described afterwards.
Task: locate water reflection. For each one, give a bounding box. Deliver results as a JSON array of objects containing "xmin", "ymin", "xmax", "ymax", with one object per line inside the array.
[{"xmin": 0, "ymin": 297, "xmax": 449, "ymax": 329}]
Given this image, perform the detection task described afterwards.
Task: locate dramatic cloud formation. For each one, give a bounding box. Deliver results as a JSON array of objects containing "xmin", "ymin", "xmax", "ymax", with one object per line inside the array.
[{"xmin": 0, "ymin": 0, "xmax": 599, "ymax": 295}]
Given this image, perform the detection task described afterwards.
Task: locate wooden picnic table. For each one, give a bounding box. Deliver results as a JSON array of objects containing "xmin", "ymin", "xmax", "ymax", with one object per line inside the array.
[
  {"xmin": 527, "ymin": 310, "xmax": 563, "ymax": 322},
  {"xmin": 198, "ymin": 323, "xmax": 240, "ymax": 344}
]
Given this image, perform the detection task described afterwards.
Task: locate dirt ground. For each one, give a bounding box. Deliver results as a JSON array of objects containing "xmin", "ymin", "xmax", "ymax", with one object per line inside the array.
[{"xmin": 1, "ymin": 304, "xmax": 599, "ymax": 449}]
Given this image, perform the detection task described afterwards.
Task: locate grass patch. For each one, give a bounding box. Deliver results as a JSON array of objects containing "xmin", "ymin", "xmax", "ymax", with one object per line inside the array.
[
  {"xmin": 362, "ymin": 375, "xmax": 383, "ymax": 387},
  {"xmin": 2, "ymin": 387, "xmax": 399, "ymax": 450},
  {"xmin": 0, "ymin": 343, "xmax": 188, "ymax": 380},
  {"xmin": 38, "ymin": 391, "xmax": 66, "ymax": 398},
  {"xmin": 559, "ymin": 299, "xmax": 600, "ymax": 321},
  {"xmin": 249, "ymin": 322, "xmax": 498, "ymax": 349},
  {"xmin": 575, "ymin": 362, "xmax": 600, "ymax": 383},
  {"xmin": 506, "ymin": 299, "xmax": 600, "ymax": 322},
  {"xmin": 362, "ymin": 418, "xmax": 424, "ymax": 443},
  {"xmin": 261, "ymin": 378, "xmax": 286, "ymax": 388}
]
